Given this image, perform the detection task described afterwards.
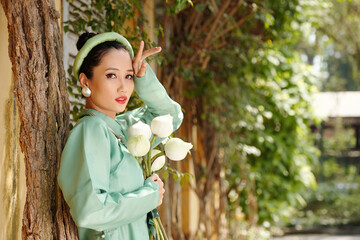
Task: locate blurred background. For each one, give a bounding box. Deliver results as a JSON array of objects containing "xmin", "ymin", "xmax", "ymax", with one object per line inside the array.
[{"xmin": 1, "ymin": 0, "xmax": 360, "ymax": 239}]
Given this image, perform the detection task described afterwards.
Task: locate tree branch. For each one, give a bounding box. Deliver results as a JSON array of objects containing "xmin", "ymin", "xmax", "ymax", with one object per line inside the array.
[
  {"xmin": 204, "ymin": 0, "xmax": 231, "ymax": 47},
  {"xmin": 209, "ymin": 5, "xmax": 253, "ymax": 46}
]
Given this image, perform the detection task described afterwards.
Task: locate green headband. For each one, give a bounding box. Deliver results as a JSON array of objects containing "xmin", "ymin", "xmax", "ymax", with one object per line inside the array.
[{"xmin": 73, "ymin": 32, "xmax": 134, "ymax": 80}]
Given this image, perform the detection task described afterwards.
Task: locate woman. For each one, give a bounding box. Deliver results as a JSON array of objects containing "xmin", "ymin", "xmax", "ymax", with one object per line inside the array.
[{"xmin": 58, "ymin": 32, "xmax": 183, "ymax": 240}]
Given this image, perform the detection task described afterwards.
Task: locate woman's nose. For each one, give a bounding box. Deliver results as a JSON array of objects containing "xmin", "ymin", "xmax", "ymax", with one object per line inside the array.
[{"xmin": 117, "ymin": 77, "xmax": 127, "ymax": 91}]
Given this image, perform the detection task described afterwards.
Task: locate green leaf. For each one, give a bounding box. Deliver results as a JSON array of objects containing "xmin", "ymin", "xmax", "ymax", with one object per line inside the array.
[
  {"xmin": 173, "ymin": 173, "xmax": 179, "ymax": 181},
  {"xmin": 163, "ymin": 171, "xmax": 169, "ymax": 180}
]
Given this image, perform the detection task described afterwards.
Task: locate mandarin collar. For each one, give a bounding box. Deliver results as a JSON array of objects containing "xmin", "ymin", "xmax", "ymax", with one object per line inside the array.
[{"xmin": 82, "ymin": 108, "xmax": 124, "ymax": 137}]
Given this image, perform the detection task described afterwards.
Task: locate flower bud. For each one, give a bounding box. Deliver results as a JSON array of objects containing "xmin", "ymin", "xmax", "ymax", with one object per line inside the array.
[
  {"xmin": 151, "ymin": 149, "xmax": 166, "ymax": 172},
  {"xmin": 127, "ymin": 135, "xmax": 150, "ymax": 156},
  {"xmin": 151, "ymin": 114, "xmax": 174, "ymax": 138},
  {"xmin": 128, "ymin": 121, "xmax": 152, "ymax": 140},
  {"xmin": 164, "ymin": 138, "xmax": 193, "ymax": 161}
]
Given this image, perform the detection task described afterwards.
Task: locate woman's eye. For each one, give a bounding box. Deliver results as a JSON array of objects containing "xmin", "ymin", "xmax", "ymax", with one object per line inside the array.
[
  {"xmin": 106, "ymin": 73, "xmax": 116, "ymax": 79},
  {"xmin": 126, "ymin": 74, "xmax": 134, "ymax": 80}
]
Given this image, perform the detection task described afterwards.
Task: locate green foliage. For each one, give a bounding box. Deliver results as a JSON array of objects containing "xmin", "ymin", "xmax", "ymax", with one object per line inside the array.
[
  {"xmin": 297, "ymin": 0, "xmax": 360, "ymax": 91},
  {"xmin": 177, "ymin": 0, "xmax": 321, "ymax": 226},
  {"xmin": 166, "ymin": 0, "xmax": 193, "ymax": 15},
  {"xmin": 162, "ymin": 166, "xmax": 192, "ymax": 187},
  {"xmin": 66, "ymin": 0, "xmax": 146, "ymax": 38},
  {"xmin": 290, "ymin": 118, "xmax": 360, "ymax": 228},
  {"xmin": 65, "ymin": 0, "xmax": 324, "ymax": 233},
  {"xmin": 282, "ymin": 0, "xmax": 360, "ymax": 230},
  {"xmin": 220, "ymin": 42, "xmax": 319, "ymax": 225},
  {"xmin": 322, "ymin": 118, "xmax": 356, "ymax": 157},
  {"xmin": 290, "ymin": 161, "xmax": 360, "ymax": 227}
]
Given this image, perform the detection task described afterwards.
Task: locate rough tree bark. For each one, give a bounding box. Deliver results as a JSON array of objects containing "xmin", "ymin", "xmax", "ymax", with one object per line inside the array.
[{"xmin": 0, "ymin": 0, "xmax": 77, "ymax": 239}]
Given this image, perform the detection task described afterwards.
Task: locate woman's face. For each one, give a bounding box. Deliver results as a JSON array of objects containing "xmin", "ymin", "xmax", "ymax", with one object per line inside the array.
[{"xmin": 80, "ymin": 48, "xmax": 135, "ymax": 119}]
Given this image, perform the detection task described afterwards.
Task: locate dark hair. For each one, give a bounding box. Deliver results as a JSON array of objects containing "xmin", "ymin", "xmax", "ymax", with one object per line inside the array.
[{"xmin": 76, "ymin": 32, "xmax": 130, "ymax": 79}]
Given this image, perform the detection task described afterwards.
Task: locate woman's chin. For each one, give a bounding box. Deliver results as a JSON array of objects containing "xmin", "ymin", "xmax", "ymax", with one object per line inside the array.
[{"xmin": 116, "ymin": 107, "xmax": 126, "ymax": 114}]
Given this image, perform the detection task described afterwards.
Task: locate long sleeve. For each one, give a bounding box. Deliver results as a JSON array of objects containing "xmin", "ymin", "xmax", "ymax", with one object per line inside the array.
[
  {"xmin": 58, "ymin": 117, "xmax": 159, "ymax": 232},
  {"xmin": 117, "ymin": 64, "xmax": 183, "ymax": 143}
]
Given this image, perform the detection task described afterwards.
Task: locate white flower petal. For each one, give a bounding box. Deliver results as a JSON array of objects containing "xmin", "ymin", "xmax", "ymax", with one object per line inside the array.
[
  {"xmin": 151, "ymin": 149, "xmax": 166, "ymax": 172},
  {"xmin": 127, "ymin": 135, "xmax": 150, "ymax": 156},
  {"xmin": 128, "ymin": 121, "xmax": 152, "ymax": 140},
  {"xmin": 151, "ymin": 114, "xmax": 174, "ymax": 138},
  {"xmin": 164, "ymin": 137, "xmax": 193, "ymax": 161}
]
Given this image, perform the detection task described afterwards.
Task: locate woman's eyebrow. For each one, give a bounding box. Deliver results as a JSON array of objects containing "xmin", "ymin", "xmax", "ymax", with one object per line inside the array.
[
  {"xmin": 106, "ymin": 67, "xmax": 120, "ymax": 71},
  {"xmin": 105, "ymin": 68, "xmax": 134, "ymax": 73}
]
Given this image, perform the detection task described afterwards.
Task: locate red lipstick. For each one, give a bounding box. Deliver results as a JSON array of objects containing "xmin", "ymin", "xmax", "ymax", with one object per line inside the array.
[{"xmin": 115, "ymin": 96, "xmax": 127, "ymax": 104}]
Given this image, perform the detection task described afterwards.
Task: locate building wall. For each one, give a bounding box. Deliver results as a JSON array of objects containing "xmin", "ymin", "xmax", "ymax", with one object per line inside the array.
[{"xmin": 0, "ymin": 5, "xmax": 26, "ymax": 240}]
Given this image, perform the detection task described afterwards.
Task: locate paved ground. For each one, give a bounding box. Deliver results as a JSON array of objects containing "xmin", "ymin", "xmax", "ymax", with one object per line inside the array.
[{"xmin": 272, "ymin": 234, "xmax": 360, "ymax": 240}]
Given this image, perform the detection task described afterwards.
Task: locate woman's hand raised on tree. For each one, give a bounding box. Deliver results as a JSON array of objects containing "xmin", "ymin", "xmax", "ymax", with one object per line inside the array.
[{"xmin": 133, "ymin": 41, "xmax": 161, "ymax": 78}]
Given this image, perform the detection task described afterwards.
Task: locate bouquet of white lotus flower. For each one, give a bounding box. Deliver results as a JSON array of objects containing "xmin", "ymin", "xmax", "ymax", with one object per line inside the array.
[{"xmin": 127, "ymin": 114, "xmax": 193, "ymax": 240}]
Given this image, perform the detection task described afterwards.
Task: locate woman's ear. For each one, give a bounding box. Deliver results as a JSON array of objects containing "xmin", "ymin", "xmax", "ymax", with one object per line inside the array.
[{"xmin": 79, "ymin": 73, "xmax": 89, "ymax": 88}]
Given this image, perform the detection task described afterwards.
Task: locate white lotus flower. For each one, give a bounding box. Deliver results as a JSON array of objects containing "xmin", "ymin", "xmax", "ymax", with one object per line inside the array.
[
  {"xmin": 127, "ymin": 135, "xmax": 150, "ymax": 156},
  {"xmin": 151, "ymin": 114, "xmax": 174, "ymax": 138},
  {"xmin": 151, "ymin": 149, "xmax": 166, "ymax": 172},
  {"xmin": 128, "ymin": 121, "xmax": 152, "ymax": 140},
  {"xmin": 164, "ymin": 138, "xmax": 193, "ymax": 161}
]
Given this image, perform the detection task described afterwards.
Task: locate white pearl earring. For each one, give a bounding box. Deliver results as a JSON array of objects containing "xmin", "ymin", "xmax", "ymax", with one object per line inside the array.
[{"xmin": 82, "ymin": 87, "xmax": 91, "ymax": 97}]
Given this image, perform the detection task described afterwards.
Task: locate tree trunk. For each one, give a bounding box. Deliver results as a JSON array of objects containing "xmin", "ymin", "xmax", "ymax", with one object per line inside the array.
[{"xmin": 0, "ymin": 0, "xmax": 76, "ymax": 239}]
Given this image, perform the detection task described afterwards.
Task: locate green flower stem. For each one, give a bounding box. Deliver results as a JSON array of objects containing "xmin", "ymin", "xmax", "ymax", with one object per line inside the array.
[
  {"xmin": 157, "ymin": 217, "xmax": 168, "ymax": 240},
  {"xmin": 153, "ymin": 218, "xmax": 160, "ymax": 239},
  {"xmin": 145, "ymin": 136, "xmax": 157, "ymax": 177},
  {"xmin": 150, "ymin": 135, "xmax": 157, "ymax": 148},
  {"xmin": 143, "ymin": 136, "xmax": 169, "ymax": 240},
  {"xmin": 153, "ymin": 218, "xmax": 165, "ymax": 240},
  {"xmin": 145, "ymin": 150, "xmax": 151, "ymax": 178}
]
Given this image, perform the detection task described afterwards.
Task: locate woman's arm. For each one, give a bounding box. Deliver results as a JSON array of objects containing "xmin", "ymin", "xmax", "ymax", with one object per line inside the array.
[
  {"xmin": 118, "ymin": 41, "xmax": 183, "ymax": 141},
  {"xmin": 117, "ymin": 64, "xmax": 183, "ymax": 145},
  {"xmin": 58, "ymin": 118, "xmax": 159, "ymax": 231},
  {"xmin": 135, "ymin": 64, "xmax": 183, "ymax": 126},
  {"xmin": 70, "ymin": 178, "xmax": 159, "ymax": 231}
]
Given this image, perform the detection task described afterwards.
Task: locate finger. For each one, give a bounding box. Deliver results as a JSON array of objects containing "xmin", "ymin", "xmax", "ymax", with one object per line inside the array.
[
  {"xmin": 133, "ymin": 41, "xmax": 144, "ymax": 72},
  {"xmin": 134, "ymin": 40, "xmax": 144, "ymax": 61},
  {"xmin": 154, "ymin": 174, "xmax": 161, "ymax": 181},
  {"xmin": 136, "ymin": 62, "xmax": 148, "ymax": 78},
  {"xmin": 140, "ymin": 47, "xmax": 162, "ymax": 62},
  {"xmin": 148, "ymin": 175, "xmax": 158, "ymax": 182},
  {"xmin": 150, "ymin": 173, "xmax": 159, "ymax": 180}
]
